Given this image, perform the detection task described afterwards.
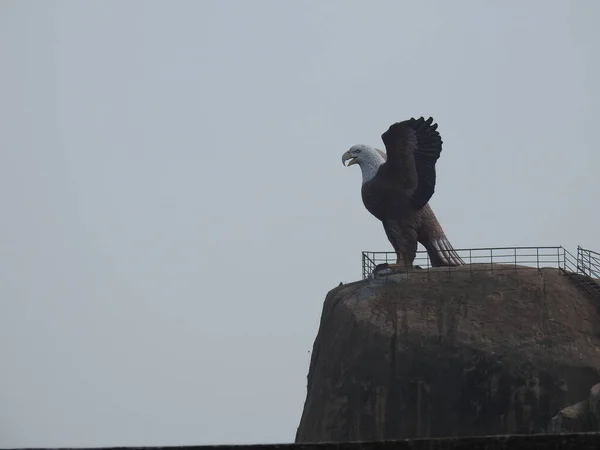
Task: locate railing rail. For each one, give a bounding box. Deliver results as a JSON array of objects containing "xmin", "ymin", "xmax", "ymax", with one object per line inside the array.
[{"xmin": 361, "ymin": 245, "xmax": 594, "ymax": 280}]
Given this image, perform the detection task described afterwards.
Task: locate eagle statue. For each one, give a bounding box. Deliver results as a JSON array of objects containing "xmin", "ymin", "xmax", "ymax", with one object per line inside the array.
[{"xmin": 342, "ymin": 116, "xmax": 463, "ymax": 271}]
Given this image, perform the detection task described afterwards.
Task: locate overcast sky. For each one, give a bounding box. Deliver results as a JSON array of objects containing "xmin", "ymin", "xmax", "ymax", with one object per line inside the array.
[{"xmin": 1, "ymin": 0, "xmax": 599, "ymax": 447}]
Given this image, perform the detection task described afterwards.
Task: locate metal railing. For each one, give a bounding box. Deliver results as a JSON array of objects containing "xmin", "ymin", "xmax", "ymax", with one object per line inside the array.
[
  {"xmin": 361, "ymin": 245, "xmax": 595, "ymax": 280},
  {"xmin": 577, "ymin": 246, "xmax": 600, "ymax": 279}
]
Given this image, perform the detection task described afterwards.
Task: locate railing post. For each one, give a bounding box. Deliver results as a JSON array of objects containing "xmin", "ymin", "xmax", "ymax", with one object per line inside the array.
[
  {"xmin": 514, "ymin": 247, "xmax": 517, "ymax": 270},
  {"xmin": 469, "ymin": 249, "xmax": 472, "ymax": 276},
  {"xmin": 490, "ymin": 248, "xmax": 493, "ymax": 273},
  {"xmin": 537, "ymin": 247, "xmax": 539, "ymax": 270},
  {"xmin": 557, "ymin": 247, "xmax": 560, "ymax": 270}
]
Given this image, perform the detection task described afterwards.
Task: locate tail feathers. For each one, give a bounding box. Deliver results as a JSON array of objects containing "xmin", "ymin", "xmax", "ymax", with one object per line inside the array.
[{"xmin": 425, "ymin": 238, "xmax": 464, "ymax": 267}]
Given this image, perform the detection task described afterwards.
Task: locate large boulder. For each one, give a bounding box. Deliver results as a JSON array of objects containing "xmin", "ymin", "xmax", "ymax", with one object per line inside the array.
[
  {"xmin": 295, "ymin": 265, "xmax": 600, "ymax": 442},
  {"xmin": 548, "ymin": 383, "xmax": 600, "ymax": 432}
]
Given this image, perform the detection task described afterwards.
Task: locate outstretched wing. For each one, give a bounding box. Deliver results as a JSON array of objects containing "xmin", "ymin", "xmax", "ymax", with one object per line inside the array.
[{"xmin": 380, "ymin": 116, "xmax": 443, "ymax": 209}]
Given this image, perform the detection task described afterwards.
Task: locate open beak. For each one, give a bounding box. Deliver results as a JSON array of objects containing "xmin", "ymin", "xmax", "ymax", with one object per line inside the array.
[{"xmin": 342, "ymin": 151, "xmax": 357, "ymax": 167}]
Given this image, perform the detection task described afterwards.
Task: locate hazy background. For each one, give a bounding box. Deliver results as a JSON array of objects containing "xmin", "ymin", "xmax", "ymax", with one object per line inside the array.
[{"xmin": 1, "ymin": 0, "xmax": 598, "ymax": 447}]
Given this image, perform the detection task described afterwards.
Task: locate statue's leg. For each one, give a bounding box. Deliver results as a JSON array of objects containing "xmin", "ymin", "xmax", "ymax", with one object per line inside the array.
[{"xmin": 382, "ymin": 220, "xmax": 418, "ymax": 271}]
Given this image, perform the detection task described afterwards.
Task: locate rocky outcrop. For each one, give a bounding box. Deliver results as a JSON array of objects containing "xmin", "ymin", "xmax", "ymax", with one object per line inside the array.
[
  {"xmin": 548, "ymin": 383, "xmax": 600, "ymax": 432},
  {"xmin": 295, "ymin": 265, "xmax": 600, "ymax": 442}
]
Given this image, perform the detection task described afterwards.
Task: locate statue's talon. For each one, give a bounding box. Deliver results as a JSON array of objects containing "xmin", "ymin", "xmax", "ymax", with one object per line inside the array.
[
  {"xmin": 373, "ymin": 263, "xmax": 420, "ymax": 277},
  {"xmin": 373, "ymin": 263, "xmax": 391, "ymax": 277}
]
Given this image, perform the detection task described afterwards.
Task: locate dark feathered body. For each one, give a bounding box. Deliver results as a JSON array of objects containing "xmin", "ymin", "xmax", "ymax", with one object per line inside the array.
[{"xmin": 361, "ymin": 169, "xmax": 413, "ymax": 223}]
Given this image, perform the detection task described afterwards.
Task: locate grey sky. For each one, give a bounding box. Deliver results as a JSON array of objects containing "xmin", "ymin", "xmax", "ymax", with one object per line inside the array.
[{"xmin": 1, "ymin": 0, "xmax": 598, "ymax": 447}]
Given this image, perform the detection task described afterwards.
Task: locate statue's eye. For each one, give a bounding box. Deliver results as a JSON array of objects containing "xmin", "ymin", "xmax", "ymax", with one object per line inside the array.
[{"xmin": 356, "ymin": 149, "xmax": 361, "ymax": 153}]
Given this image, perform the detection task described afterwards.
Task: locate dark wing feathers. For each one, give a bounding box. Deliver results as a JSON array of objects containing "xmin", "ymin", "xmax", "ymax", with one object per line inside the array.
[{"xmin": 380, "ymin": 116, "xmax": 443, "ymax": 209}]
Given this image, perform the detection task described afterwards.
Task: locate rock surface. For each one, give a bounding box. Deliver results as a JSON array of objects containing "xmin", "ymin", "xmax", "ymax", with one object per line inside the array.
[{"xmin": 295, "ymin": 265, "xmax": 600, "ymax": 442}]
